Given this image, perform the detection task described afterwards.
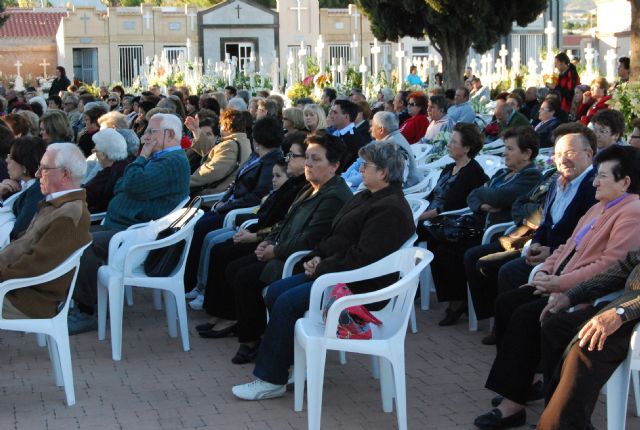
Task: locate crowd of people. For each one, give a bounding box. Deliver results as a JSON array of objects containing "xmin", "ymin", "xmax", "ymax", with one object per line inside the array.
[{"xmin": 0, "ymin": 54, "xmax": 638, "ymax": 429}]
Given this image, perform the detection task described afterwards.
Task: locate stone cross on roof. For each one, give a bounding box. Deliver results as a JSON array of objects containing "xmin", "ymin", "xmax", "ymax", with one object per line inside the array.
[
  {"xmin": 290, "ymin": 0, "xmax": 308, "ymax": 31},
  {"xmin": 80, "ymin": 13, "xmax": 90, "ymax": 35}
]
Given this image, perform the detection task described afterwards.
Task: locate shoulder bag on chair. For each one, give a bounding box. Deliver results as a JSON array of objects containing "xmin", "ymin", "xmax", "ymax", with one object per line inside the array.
[
  {"xmin": 423, "ymin": 213, "xmax": 483, "ymax": 243},
  {"xmin": 143, "ymin": 197, "xmax": 202, "ymax": 277}
]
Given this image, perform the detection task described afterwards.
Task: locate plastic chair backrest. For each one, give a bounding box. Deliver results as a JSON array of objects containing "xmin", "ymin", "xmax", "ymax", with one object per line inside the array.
[{"xmin": 405, "ymin": 198, "xmax": 428, "ymax": 227}]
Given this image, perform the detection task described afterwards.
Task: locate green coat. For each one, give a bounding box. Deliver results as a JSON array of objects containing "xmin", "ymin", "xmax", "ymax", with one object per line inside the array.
[
  {"xmin": 500, "ymin": 111, "xmax": 531, "ymax": 135},
  {"xmin": 259, "ymin": 175, "xmax": 353, "ymax": 284}
]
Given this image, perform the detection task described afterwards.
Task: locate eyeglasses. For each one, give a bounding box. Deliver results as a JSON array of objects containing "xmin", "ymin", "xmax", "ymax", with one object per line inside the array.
[
  {"xmin": 540, "ymin": 107, "xmax": 553, "ymax": 112},
  {"xmin": 144, "ymin": 128, "xmax": 167, "ymax": 135},
  {"xmin": 36, "ymin": 164, "xmax": 63, "ymax": 174},
  {"xmin": 407, "ymin": 102, "xmax": 419, "ymax": 107},
  {"xmin": 553, "ymin": 149, "xmax": 588, "ymax": 160},
  {"xmin": 284, "ymin": 152, "xmax": 305, "ymax": 162},
  {"xmin": 107, "ymin": 99, "xmax": 118, "ymax": 102},
  {"xmin": 361, "ymin": 161, "xmax": 379, "ymax": 170}
]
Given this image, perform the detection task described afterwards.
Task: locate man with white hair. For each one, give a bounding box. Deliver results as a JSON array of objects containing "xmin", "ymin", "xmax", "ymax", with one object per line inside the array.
[
  {"xmin": 70, "ymin": 113, "xmax": 190, "ymax": 334},
  {"xmin": 342, "ymin": 111, "xmax": 420, "ymax": 190},
  {"xmin": 0, "ymin": 142, "xmax": 91, "ymax": 319}
]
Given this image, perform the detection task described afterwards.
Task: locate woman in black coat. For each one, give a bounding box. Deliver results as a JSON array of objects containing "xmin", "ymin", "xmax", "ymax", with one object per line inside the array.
[
  {"xmin": 48, "ymin": 66, "xmax": 71, "ymax": 98},
  {"xmin": 231, "ymin": 141, "xmax": 416, "ymax": 400}
]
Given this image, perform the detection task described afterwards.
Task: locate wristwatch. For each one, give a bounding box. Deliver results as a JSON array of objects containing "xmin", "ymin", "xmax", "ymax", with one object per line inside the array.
[{"xmin": 616, "ymin": 307, "xmax": 628, "ymax": 322}]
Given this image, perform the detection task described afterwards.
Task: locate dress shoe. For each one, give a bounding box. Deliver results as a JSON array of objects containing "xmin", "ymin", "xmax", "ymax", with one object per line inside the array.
[
  {"xmin": 198, "ymin": 323, "xmax": 237, "ymax": 339},
  {"xmin": 195, "ymin": 322, "xmax": 215, "ymax": 332},
  {"xmin": 491, "ymin": 380, "xmax": 544, "ymax": 407},
  {"xmin": 474, "ymin": 408, "xmax": 526, "ymax": 430},
  {"xmin": 482, "ymin": 332, "xmax": 497, "ymax": 345},
  {"xmin": 232, "ymin": 342, "xmax": 260, "ymax": 364},
  {"xmin": 438, "ymin": 306, "xmax": 466, "ymax": 326}
]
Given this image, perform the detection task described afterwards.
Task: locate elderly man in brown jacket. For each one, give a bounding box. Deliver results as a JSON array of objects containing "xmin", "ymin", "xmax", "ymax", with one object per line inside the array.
[{"xmin": 1, "ymin": 142, "xmax": 91, "ymax": 319}]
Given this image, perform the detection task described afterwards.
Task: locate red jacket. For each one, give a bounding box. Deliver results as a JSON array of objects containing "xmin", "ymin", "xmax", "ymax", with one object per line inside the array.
[
  {"xmin": 400, "ymin": 114, "xmax": 429, "ymax": 144},
  {"xmin": 556, "ymin": 64, "xmax": 580, "ymax": 113},
  {"xmin": 579, "ymin": 95, "xmax": 611, "ymax": 125}
]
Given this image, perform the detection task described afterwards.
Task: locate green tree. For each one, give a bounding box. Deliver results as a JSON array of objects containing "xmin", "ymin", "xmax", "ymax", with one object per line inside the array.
[
  {"xmin": 0, "ymin": 0, "xmax": 8, "ymax": 31},
  {"xmin": 356, "ymin": 0, "xmax": 548, "ymax": 88}
]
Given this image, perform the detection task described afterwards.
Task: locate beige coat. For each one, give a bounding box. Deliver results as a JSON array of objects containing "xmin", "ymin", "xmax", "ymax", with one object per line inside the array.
[{"xmin": 190, "ymin": 132, "xmax": 252, "ymax": 195}]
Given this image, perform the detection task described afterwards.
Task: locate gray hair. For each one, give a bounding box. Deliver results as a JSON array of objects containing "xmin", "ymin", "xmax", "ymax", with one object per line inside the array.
[
  {"xmin": 155, "ymin": 113, "xmax": 183, "ymax": 140},
  {"xmin": 48, "ymin": 142, "xmax": 87, "ymax": 182},
  {"xmin": 379, "ymin": 88, "xmax": 394, "ymax": 102},
  {"xmin": 227, "ymin": 97, "xmax": 248, "ymax": 111},
  {"xmin": 358, "ymin": 141, "xmax": 405, "ymax": 184},
  {"xmin": 92, "ymin": 128, "xmax": 128, "ymax": 161},
  {"xmin": 156, "ymin": 98, "xmax": 177, "ymax": 112},
  {"xmin": 62, "ymin": 94, "xmax": 79, "ymax": 107},
  {"xmin": 84, "ymin": 101, "xmax": 110, "ymax": 112},
  {"xmin": 373, "ymin": 111, "xmax": 399, "ymax": 133}
]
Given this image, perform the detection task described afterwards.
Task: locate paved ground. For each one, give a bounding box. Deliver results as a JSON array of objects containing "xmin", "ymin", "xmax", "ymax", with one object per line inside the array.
[{"xmin": 0, "ymin": 290, "xmax": 638, "ymax": 430}]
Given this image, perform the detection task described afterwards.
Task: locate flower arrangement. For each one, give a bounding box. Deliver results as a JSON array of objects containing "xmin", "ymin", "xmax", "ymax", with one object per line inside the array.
[
  {"xmin": 287, "ymin": 76, "xmax": 314, "ymax": 103},
  {"xmin": 609, "ymin": 81, "xmax": 640, "ymax": 133}
]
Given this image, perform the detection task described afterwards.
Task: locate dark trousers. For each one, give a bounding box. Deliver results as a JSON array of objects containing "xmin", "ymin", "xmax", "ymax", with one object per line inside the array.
[
  {"xmin": 229, "ymin": 254, "xmax": 267, "ymax": 343},
  {"xmin": 202, "ymin": 239, "xmax": 255, "ymax": 320},
  {"xmin": 253, "ymin": 273, "xmax": 313, "ymax": 385},
  {"xmin": 184, "ymin": 210, "xmax": 225, "ymax": 292},
  {"xmin": 430, "ymin": 235, "xmax": 482, "ymax": 303},
  {"xmin": 497, "ymin": 256, "xmax": 535, "ymax": 294},
  {"xmin": 485, "ymin": 286, "xmax": 549, "ymax": 404},
  {"xmin": 74, "ymin": 227, "xmax": 122, "ymax": 307},
  {"xmin": 465, "ymin": 242, "xmax": 521, "ymax": 319},
  {"xmin": 538, "ymin": 310, "xmax": 634, "ymax": 430}
]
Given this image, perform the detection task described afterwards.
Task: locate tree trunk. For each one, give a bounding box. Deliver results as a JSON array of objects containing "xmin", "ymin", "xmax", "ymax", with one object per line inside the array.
[
  {"xmin": 437, "ymin": 40, "xmax": 468, "ymax": 90},
  {"xmin": 631, "ymin": 0, "xmax": 640, "ymax": 83}
]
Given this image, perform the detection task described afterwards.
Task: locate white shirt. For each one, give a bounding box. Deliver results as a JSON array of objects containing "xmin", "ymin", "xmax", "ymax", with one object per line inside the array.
[
  {"xmin": 550, "ymin": 165, "xmax": 593, "ymax": 226},
  {"xmin": 46, "ymin": 188, "xmax": 83, "ymax": 202},
  {"xmin": 20, "ymin": 178, "xmax": 36, "ymax": 191},
  {"xmin": 332, "ymin": 123, "xmax": 356, "ymax": 137}
]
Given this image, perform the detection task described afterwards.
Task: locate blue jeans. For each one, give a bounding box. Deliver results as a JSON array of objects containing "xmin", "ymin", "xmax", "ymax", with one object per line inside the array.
[{"xmin": 253, "ymin": 273, "xmax": 313, "ymax": 385}]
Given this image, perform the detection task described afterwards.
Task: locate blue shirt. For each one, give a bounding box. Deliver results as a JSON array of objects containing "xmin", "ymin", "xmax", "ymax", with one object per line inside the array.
[
  {"xmin": 152, "ymin": 145, "xmax": 183, "ymax": 159},
  {"xmin": 550, "ymin": 165, "xmax": 593, "ymax": 226},
  {"xmin": 406, "ymin": 74, "xmax": 424, "ymax": 86},
  {"xmin": 447, "ymin": 101, "xmax": 476, "ymax": 124}
]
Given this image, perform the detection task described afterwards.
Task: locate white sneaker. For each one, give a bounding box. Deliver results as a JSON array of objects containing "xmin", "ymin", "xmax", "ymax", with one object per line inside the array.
[
  {"xmin": 188, "ymin": 294, "xmax": 204, "ymax": 310},
  {"xmin": 232, "ymin": 379, "xmax": 286, "ymax": 400},
  {"xmin": 185, "ymin": 287, "xmax": 201, "ymax": 300}
]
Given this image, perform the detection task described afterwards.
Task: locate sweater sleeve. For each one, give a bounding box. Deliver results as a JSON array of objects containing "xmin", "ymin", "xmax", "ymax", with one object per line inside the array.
[
  {"xmin": 116, "ymin": 154, "xmax": 185, "ymax": 200},
  {"xmin": 468, "ymin": 168, "xmax": 540, "ymax": 210},
  {"xmin": 314, "ymin": 205, "xmax": 415, "ymax": 277},
  {"xmin": 556, "ymin": 213, "xmax": 640, "ymax": 290}
]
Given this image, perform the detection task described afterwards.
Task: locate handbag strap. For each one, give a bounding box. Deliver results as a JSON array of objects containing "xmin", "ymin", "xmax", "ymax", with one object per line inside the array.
[{"xmin": 168, "ymin": 196, "xmax": 202, "ymax": 229}]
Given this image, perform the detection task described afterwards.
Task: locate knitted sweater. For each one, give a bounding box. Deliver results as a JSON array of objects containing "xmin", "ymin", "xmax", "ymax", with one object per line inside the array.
[{"xmin": 104, "ymin": 150, "xmax": 190, "ymax": 230}]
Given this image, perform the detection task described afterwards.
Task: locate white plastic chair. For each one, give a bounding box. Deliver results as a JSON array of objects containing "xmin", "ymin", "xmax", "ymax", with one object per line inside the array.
[
  {"xmin": 199, "ymin": 191, "xmax": 226, "ymax": 205},
  {"xmin": 411, "ymin": 143, "xmax": 433, "ymax": 165},
  {"xmin": 425, "ymin": 155, "xmax": 454, "ymax": 169},
  {"xmin": 293, "ymin": 247, "xmax": 433, "ymax": 430},
  {"xmin": 475, "ymin": 154, "xmax": 505, "ymax": 178},
  {"xmin": 466, "ymin": 221, "xmax": 515, "ymax": 332},
  {"xmin": 97, "ymin": 208, "xmax": 204, "ymax": 361},
  {"xmin": 0, "ymin": 243, "xmax": 91, "ymax": 406},
  {"xmin": 402, "ymin": 170, "xmax": 434, "ymax": 196},
  {"xmin": 222, "ymin": 206, "xmax": 259, "ymax": 230},
  {"xmin": 606, "ymin": 322, "xmax": 640, "ymax": 429}
]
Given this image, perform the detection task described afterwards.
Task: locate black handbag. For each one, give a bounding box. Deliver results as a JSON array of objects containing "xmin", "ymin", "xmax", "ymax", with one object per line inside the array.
[
  {"xmin": 424, "ymin": 213, "xmax": 483, "ymax": 243},
  {"xmin": 143, "ymin": 197, "xmax": 202, "ymax": 277}
]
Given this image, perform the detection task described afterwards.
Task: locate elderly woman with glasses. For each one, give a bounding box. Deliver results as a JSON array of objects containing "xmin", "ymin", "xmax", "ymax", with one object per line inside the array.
[
  {"xmin": 399, "ymin": 91, "xmax": 429, "ymax": 144},
  {"xmin": 232, "ymin": 140, "xmax": 416, "ymax": 401},
  {"xmin": 83, "ymin": 128, "xmax": 131, "ymax": 213}
]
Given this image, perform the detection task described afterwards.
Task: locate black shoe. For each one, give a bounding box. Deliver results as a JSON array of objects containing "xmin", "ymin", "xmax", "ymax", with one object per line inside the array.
[
  {"xmin": 482, "ymin": 333, "xmax": 497, "ymax": 345},
  {"xmin": 438, "ymin": 306, "xmax": 466, "ymax": 326},
  {"xmin": 198, "ymin": 323, "xmax": 237, "ymax": 339},
  {"xmin": 231, "ymin": 342, "xmax": 260, "ymax": 364},
  {"xmin": 491, "ymin": 380, "xmax": 544, "ymax": 407},
  {"xmin": 474, "ymin": 408, "xmax": 526, "ymax": 430},
  {"xmin": 195, "ymin": 322, "xmax": 215, "ymax": 332}
]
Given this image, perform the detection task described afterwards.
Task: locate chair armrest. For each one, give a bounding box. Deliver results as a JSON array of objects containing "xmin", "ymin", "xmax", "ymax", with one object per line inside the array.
[
  {"xmin": 240, "ymin": 219, "xmax": 259, "ymax": 230},
  {"xmin": 223, "ymin": 206, "xmax": 259, "ymax": 230},
  {"xmin": 528, "ymin": 263, "xmax": 545, "ymax": 284},
  {"xmin": 90, "ymin": 212, "xmax": 106, "ymax": 223},
  {"xmin": 593, "ymin": 291, "xmax": 624, "ymax": 306},
  {"xmin": 482, "ymin": 222, "xmax": 515, "ymax": 245},
  {"xmin": 439, "ymin": 207, "xmax": 472, "ymax": 216},
  {"xmin": 282, "ymin": 250, "xmax": 312, "ymax": 278}
]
